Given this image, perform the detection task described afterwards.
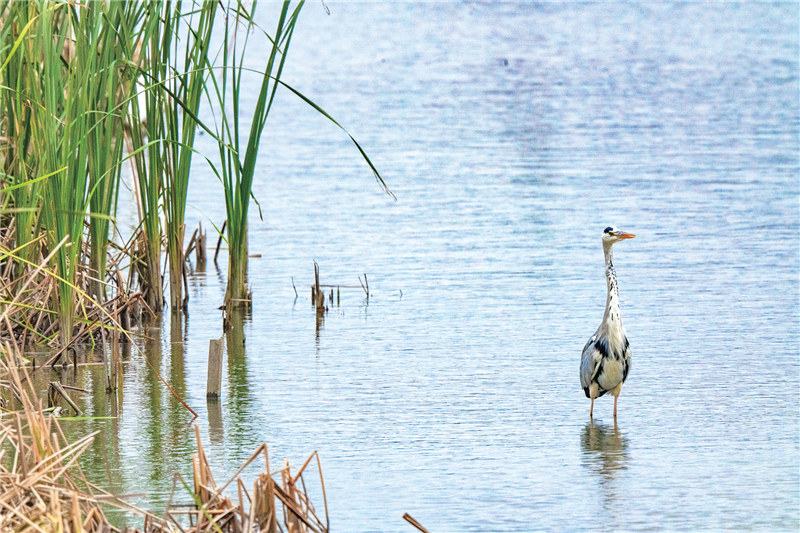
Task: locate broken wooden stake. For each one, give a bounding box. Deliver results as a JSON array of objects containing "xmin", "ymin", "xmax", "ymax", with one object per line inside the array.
[
  {"xmin": 197, "ymin": 221, "xmax": 207, "ymax": 261},
  {"xmin": 109, "ymin": 301, "xmax": 120, "ymax": 391}
]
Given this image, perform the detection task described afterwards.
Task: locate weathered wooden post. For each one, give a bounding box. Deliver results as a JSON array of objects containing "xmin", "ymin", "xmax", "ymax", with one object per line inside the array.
[
  {"xmin": 207, "ymin": 337, "xmax": 224, "ymax": 399},
  {"xmin": 316, "ymin": 288, "xmax": 325, "ymax": 310}
]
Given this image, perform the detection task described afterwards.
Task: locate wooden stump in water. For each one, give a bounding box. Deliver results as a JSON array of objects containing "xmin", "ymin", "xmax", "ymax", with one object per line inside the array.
[{"xmin": 207, "ymin": 337, "xmax": 224, "ymax": 399}]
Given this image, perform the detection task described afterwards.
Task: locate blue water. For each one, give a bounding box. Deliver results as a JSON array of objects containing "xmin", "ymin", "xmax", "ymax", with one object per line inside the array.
[{"xmin": 37, "ymin": 3, "xmax": 800, "ymax": 531}]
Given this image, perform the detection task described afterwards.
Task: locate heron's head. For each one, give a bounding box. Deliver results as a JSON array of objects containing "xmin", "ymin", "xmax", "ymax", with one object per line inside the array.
[{"xmin": 602, "ymin": 226, "xmax": 635, "ymax": 245}]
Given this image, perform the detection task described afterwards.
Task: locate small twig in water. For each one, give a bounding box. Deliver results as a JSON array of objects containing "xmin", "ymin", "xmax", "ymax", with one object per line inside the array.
[
  {"xmin": 358, "ymin": 275, "xmax": 369, "ymax": 298},
  {"xmin": 403, "ymin": 513, "xmax": 431, "ymax": 533}
]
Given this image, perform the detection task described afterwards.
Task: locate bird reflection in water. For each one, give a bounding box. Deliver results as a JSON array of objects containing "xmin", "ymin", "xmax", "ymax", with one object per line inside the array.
[{"xmin": 581, "ymin": 419, "xmax": 629, "ymax": 512}]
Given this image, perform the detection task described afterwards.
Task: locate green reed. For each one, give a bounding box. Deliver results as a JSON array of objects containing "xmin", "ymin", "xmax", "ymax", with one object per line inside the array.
[
  {"xmin": 0, "ymin": 1, "xmax": 40, "ymax": 278},
  {"xmin": 34, "ymin": 2, "xmax": 92, "ymax": 346},
  {"xmin": 211, "ymin": 1, "xmax": 302, "ymax": 308},
  {"xmin": 84, "ymin": 2, "xmax": 143, "ymax": 303},
  {"xmin": 1, "ymin": 1, "xmax": 147, "ymax": 338},
  {"xmin": 126, "ymin": 2, "xmax": 170, "ymax": 313},
  {"xmin": 162, "ymin": 0, "xmax": 217, "ymax": 313}
]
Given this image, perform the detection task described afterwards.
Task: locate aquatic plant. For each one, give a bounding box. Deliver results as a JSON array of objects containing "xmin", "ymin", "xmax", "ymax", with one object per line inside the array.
[
  {"xmin": 82, "ymin": 2, "xmax": 142, "ymax": 304},
  {"xmin": 162, "ymin": 0, "xmax": 217, "ymax": 313}
]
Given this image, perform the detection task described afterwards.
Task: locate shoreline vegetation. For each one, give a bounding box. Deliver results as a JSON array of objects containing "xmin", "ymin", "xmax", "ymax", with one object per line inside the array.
[
  {"xmin": 0, "ymin": 0, "xmax": 392, "ymax": 352},
  {"xmin": 1, "ymin": 1, "xmax": 392, "ymax": 530}
]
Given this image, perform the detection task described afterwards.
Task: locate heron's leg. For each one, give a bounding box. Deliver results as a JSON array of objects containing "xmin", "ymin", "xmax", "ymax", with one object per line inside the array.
[
  {"xmin": 589, "ymin": 383, "xmax": 598, "ymax": 418},
  {"xmin": 612, "ymin": 382, "xmax": 623, "ymax": 418}
]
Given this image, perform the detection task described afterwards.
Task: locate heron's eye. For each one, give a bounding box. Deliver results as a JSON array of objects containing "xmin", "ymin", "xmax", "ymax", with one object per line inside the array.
[{"xmin": 604, "ymin": 227, "xmax": 614, "ymax": 234}]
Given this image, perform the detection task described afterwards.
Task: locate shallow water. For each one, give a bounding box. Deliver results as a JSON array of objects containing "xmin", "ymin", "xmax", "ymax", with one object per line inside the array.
[{"xmin": 21, "ymin": 3, "xmax": 800, "ymax": 531}]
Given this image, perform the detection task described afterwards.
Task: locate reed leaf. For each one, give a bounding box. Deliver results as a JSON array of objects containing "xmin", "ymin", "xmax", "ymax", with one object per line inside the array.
[
  {"xmin": 162, "ymin": 0, "xmax": 217, "ymax": 313},
  {"xmin": 81, "ymin": 1, "xmax": 141, "ymax": 303},
  {"xmin": 29, "ymin": 1, "xmax": 92, "ymax": 347},
  {"xmin": 211, "ymin": 0, "xmax": 303, "ymax": 309}
]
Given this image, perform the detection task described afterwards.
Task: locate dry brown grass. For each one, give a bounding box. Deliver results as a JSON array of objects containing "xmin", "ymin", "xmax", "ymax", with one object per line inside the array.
[
  {"xmin": 0, "ymin": 344, "xmax": 329, "ymax": 533},
  {"xmin": 0, "ymin": 226, "xmax": 149, "ymax": 354}
]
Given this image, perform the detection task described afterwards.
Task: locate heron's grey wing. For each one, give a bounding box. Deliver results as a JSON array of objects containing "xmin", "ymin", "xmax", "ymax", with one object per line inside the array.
[
  {"xmin": 622, "ymin": 336, "xmax": 632, "ymax": 383},
  {"xmin": 579, "ymin": 334, "xmax": 601, "ymax": 390}
]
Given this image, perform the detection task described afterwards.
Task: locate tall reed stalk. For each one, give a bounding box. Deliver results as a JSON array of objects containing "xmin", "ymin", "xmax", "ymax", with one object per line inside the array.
[
  {"xmin": 162, "ymin": 0, "xmax": 217, "ymax": 313},
  {"xmin": 1, "ymin": 2, "xmax": 35, "ymax": 282},
  {"xmin": 214, "ymin": 1, "xmax": 302, "ymax": 309},
  {"xmin": 83, "ymin": 2, "xmax": 143, "ymax": 303},
  {"xmin": 31, "ymin": 3, "xmax": 94, "ymax": 347}
]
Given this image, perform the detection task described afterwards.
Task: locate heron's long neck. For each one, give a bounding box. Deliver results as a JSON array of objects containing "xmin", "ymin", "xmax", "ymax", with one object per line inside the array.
[{"xmin": 602, "ymin": 245, "xmax": 623, "ymax": 331}]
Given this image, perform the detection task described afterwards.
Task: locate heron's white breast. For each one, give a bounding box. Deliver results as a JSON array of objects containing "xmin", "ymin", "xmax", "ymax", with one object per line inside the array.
[
  {"xmin": 598, "ymin": 357, "xmax": 625, "ymax": 391},
  {"xmin": 605, "ymin": 309, "xmax": 627, "ymax": 354}
]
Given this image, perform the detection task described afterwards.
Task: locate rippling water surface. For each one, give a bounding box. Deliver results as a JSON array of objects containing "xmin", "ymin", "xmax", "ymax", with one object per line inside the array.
[{"xmin": 27, "ymin": 3, "xmax": 799, "ymax": 531}]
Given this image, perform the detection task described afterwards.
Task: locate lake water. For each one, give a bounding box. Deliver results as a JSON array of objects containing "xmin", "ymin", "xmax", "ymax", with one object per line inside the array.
[{"xmin": 25, "ymin": 3, "xmax": 800, "ymax": 531}]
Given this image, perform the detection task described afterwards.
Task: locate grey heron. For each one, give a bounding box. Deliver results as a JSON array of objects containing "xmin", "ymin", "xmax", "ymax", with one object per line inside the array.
[{"xmin": 580, "ymin": 226, "xmax": 635, "ymax": 418}]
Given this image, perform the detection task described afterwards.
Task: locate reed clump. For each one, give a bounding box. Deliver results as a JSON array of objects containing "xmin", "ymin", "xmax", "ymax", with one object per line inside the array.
[{"xmin": 1, "ymin": 0, "xmax": 391, "ymax": 349}]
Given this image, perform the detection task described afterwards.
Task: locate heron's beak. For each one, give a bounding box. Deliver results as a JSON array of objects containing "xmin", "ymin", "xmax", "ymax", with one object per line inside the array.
[{"xmin": 618, "ymin": 232, "xmax": 635, "ymax": 240}]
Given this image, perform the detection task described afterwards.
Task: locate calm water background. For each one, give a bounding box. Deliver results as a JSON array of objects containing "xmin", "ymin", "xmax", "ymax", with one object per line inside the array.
[{"xmin": 27, "ymin": 3, "xmax": 800, "ymax": 531}]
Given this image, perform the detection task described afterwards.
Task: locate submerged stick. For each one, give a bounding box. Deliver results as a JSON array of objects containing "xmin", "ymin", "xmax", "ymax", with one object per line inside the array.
[
  {"xmin": 358, "ymin": 276, "xmax": 368, "ymax": 297},
  {"xmin": 185, "ymin": 229, "xmax": 198, "ymax": 260},
  {"xmin": 48, "ymin": 382, "xmax": 83, "ymax": 416}
]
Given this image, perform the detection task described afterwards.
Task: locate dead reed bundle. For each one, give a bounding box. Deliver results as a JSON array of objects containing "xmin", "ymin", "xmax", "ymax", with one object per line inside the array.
[
  {"xmin": 0, "ymin": 226, "xmax": 148, "ymax": 353},
  {"xmin": 165, "ymin": 425, "xmax": 329, "ymax": 533},
  {"xmin": 0, "ymin": 354, "xmax": 166, "ymax": 533},
  {"xmin": 1, "ymin": 347, "xmax": 329, "ymax": 533}
]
